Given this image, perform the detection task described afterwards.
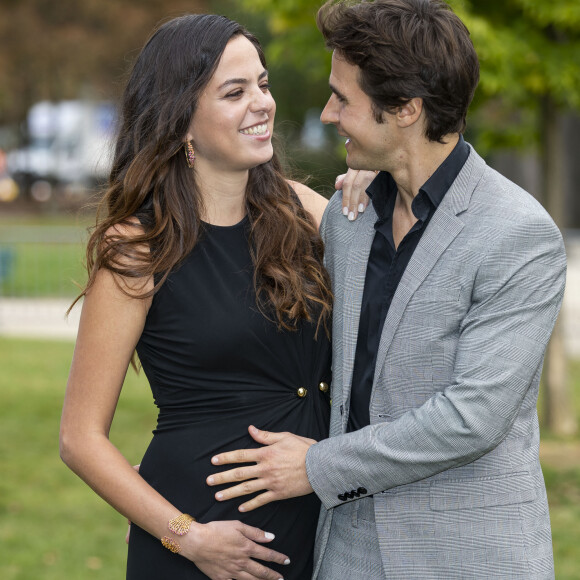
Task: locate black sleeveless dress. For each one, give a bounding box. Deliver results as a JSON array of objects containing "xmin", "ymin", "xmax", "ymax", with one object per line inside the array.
[{"xmin": 127, "ymin": 216, "xmax": 331, "ymax": 579}]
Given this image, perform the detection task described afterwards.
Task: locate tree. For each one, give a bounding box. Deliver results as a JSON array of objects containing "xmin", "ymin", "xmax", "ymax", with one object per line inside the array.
[
  {"xmin": 0, "ymin": 0, "xmax": 208, "ymax": 128},
  {"xmin": 450, "ymin": 0, "xmax": 580, "ymax": 436},
  {"xmin": 236, "ymin": 0, "xmax": 580, "ymax": 435}
]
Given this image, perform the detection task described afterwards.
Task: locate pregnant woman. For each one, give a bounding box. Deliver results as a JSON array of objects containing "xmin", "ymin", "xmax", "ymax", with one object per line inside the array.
[{"xmin": 60, "ymin": 13, "xmax": 371, "ymax": 580}]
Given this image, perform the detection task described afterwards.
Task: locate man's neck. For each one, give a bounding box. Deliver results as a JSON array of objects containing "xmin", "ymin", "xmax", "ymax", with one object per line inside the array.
[{"xmin": 392, "ymin": 133, "xmax": 460, "ymax": 211}]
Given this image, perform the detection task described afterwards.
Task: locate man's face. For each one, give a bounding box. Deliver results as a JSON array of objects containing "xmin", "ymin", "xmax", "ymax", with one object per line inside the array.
[{"xmin": 320, "ymin": 51, "xmax": 395, "ymax": 171}]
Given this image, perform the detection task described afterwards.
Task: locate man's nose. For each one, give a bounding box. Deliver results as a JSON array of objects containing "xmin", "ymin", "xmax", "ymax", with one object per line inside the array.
[{"xmin": 320, "ymin": 94, "xmax": 339, "ymax": 125}]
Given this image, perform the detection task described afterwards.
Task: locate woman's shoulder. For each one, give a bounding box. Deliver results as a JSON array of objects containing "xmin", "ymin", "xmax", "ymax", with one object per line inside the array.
[
  {"xmin": 287, "ymin": 180, "xmax": 328, "ymax": 230},
  {"xmin": 100, "ymin": 218, "xmax": 154, "ymax": 295},
  {"xmin": 104, "ymin": 216, "xmax": 145, "ymax": 238}
]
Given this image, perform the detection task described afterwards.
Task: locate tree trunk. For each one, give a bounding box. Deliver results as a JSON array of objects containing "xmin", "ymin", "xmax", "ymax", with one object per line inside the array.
[{"xmin": 539, "ymin": 95, "xmax": 577, "ymax": 436}]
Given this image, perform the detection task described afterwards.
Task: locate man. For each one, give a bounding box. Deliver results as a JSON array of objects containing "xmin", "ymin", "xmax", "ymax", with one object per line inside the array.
[{"xmin": 208, "ymin": 1, "xmax": 566, "ymax": 577}]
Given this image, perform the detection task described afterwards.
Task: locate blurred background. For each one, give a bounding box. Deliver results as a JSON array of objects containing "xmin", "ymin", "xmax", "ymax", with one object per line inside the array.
[{"xmin": 0, "ymin": 0, "xmax": 579, "ymax": 578}]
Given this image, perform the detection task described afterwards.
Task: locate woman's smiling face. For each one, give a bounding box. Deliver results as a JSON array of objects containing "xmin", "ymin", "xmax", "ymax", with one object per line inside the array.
[{"xmin": 186, "ymin": 34, "xmax": 276, "ymax": 175}]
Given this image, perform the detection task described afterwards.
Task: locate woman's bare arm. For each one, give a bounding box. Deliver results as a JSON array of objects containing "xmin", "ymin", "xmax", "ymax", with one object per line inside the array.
[{"xmin": 60, "ymin": 239, "xmax": 287, "ymax": 579}]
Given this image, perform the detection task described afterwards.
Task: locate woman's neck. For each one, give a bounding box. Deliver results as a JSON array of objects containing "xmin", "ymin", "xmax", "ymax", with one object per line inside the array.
[{"xmin": 195, "ymin": 166, "xmax": 249, "ymax": 226}]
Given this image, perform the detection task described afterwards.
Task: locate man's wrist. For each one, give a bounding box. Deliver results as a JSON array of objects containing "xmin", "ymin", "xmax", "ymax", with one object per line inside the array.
[{"xmin": 305, "ymin": 440, "xmax": 324, "ymax": 499}]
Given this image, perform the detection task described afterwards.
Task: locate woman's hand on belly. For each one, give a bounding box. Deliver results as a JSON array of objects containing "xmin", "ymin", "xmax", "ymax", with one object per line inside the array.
[{"xmin": 183, "ymin": 520, "xmax": 289, "ymax": 579}]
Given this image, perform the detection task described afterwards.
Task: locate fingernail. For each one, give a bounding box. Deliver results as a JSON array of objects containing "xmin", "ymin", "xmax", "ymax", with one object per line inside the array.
[
  {"xmin": 239, "ymin": 505, "xmax": 246, "ymax": 512},
  {"xmin": 358, "ymin": 203, "xmax": 365, "ymax": 213},
  {"xmin": 342, "ymin": 206, "xmax": 348, "ymax": 216},
  {"xmin": 207, "ymin": 476, "xmax": 214, "ymax": 485},
  {"xmin": 265, "ymin": 532, "xmax": 275, "ymax": 540},
  {"xmin": 216, "ymin": 492, "xmax": 223, "ymax": 500},
  {"xmin": 211, "ymin": 456, "xmax": 219, "ymax": 464},
  {"xmin": 348, "ymin": 211, "xmax": 355, "ymax": 221},
  {"xmin": 284, "ymin": 558, "xmax": 291, "ymax": 565}
]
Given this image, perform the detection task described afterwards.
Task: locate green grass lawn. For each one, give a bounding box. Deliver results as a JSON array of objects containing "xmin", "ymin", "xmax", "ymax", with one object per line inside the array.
[
  {"xmin": 0, "ymin": 213, "xmax": 91, "ymax": 297},
  {"xmin": 0, "ymin": 338, "xmax": 155, "ymax": 579},
  {"xmin": 0, "ymin": 242, "xmax": 87, "ymax": 297},
  {"xmin": 543, "ymin": 465, "xmax": 580, "ymax": 579},
  {"xmin": 0, "ymin": 337, "xmax": 579, "ymax": 579}
]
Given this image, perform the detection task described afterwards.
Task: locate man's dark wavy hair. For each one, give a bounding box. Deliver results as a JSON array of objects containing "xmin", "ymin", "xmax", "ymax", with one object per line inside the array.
[{"xmin": 317, "ymin": 0, "xmax": 480, "ymax": 142}]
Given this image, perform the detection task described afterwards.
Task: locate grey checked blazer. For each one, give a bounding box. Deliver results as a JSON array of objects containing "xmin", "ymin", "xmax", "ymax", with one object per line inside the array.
[{"xmin": 306, "ymin": 146, "xmax": 566, "ymax": 579}]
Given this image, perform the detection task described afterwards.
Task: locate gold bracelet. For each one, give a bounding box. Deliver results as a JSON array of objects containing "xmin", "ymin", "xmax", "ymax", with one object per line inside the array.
[
  {"xmin": 167, "ymin": 513, "xmax": 195, "ymax": 536},
  {"xmin": 161, "ymin": 536, "xmax": 181, "ymax": 553}
]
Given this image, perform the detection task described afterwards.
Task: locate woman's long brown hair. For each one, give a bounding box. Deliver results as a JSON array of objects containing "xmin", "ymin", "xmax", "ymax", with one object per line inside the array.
[{"xmin": 74, "ymin": 14, "xmax": 332, "ymax": 334}]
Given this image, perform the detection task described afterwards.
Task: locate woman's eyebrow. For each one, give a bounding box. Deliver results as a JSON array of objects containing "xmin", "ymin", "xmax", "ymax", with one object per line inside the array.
[{"xmin": 217, "ymin": 70, "xmax": 269, "ymax": 90}]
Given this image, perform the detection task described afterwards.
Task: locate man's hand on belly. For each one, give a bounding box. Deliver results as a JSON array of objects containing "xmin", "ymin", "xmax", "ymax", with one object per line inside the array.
[{"xmin": 207, "ymin": 425, "xmax": 315, "ymax": 512}]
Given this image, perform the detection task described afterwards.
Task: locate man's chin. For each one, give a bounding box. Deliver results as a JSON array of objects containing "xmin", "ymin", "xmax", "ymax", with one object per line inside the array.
[{"xmin": 346, "ymin": 158, "xmax": 372, "ymax": 172}]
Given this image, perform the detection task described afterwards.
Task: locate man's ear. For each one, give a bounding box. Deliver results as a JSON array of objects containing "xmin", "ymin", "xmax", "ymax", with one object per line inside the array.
[{"xmin": 396, "ymin": 97, "xmax": 423, "ymax": 128}]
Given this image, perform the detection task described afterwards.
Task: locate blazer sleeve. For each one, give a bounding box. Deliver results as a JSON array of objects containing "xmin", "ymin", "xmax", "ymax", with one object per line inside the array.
[
  {"xmin": 320, "ymin": 190, "xmax": 341, "ymax": 246},
  {"xmin": 306, "ymin": 211, "xmax": 567, "ymax": 509}
]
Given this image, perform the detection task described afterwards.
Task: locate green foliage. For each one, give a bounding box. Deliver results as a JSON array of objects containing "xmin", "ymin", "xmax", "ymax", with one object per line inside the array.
[
  {"xmin": 506, "ymin": 0, "xmax": 580, "ymax": 31},
  {"xmin": 236, "ymin": 0, "xmax": 331, "ymax": 80},
  {"xmin": 453, "ymin": 0, "xmax": 580, "ymax": 152},
  {"xmin": 456, "ymin": 0, "xmax": 580, "ymax": 108}
]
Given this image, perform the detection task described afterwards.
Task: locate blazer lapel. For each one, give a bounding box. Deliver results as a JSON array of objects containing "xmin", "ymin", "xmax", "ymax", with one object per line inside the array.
[
  {"xmin": 371, "ymin": 146, "xmax": 485, "ymax": 386},
  {"xmin": 341, "ymin": 208, "xmax": 376, "ymax": 430}
]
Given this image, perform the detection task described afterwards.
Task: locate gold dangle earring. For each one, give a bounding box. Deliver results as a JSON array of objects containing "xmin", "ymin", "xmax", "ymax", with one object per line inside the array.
[{"xmin": 184, "ymin": 140, "xmax": 196, "ymax": 168}]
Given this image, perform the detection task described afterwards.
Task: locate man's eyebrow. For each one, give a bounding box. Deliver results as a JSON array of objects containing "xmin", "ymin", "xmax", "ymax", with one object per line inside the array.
[
  {"xmin": 218, "ymin": 70, "xmax": 269, "ymax": 91},
  {"xmin": 329, "ymin": 82, "xmax": 347, "ymax": 102}
]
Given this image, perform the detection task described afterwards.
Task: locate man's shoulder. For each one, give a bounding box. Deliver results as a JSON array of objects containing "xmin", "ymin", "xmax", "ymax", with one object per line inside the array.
[
  {"xmin": 463, "ymin": 152, "xmax": 559, "ymax": 232},
  {"xmin": 321, "ymin": 190, "xmax": 347, "ymax": 242},
  {"xmin": 458, "ymin": 163, "xmax": 565, "ymax": 273},
  {"xmin": 322, "ymin": 190, "xmax": 377, "ymax": 234},
  {"xmin": 322, "ymin": 190, "xmax": 344, "ymax": 224}
]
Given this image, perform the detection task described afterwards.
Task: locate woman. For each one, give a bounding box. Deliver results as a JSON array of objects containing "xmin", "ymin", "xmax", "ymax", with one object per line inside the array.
[{"xmin": 60, "ymin": 13, "xmax": 372, "ymax": 580}]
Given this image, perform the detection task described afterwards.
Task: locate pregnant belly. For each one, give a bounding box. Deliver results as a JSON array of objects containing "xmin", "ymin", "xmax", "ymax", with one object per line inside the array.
[{"xmin": 138, "ymin": 423, "xmax": 320, "ymax": 577}]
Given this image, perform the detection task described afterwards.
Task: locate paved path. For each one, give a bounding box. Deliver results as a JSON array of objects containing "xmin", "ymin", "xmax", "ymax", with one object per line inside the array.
[
  {"xmin": 0, "ymin": 297, "xmax": 80, "ymax": 340},
  {"xmin": 1, "ymin": 236, "xmax": 579, "ymax": 356}
]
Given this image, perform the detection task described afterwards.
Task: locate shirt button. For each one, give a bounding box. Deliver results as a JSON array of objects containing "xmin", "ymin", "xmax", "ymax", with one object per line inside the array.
[
  {"xmin": 318, "ymin": 381, "xmax": 329, "ymax": 393},
  {"xmin": 297, "ymin": 387, "xmax": 308, "ymax": 398}
]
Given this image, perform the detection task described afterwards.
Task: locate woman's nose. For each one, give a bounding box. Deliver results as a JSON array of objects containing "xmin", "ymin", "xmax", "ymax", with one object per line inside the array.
[{"xmin": 250, "ymin": 88, "xmax": 274, "ymax": 113}]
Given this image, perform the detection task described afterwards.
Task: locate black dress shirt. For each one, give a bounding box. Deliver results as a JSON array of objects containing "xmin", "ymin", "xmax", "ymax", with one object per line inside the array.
[{"xmin": 346, "ymin": 136, "xmax": 470, "ymax": 432}]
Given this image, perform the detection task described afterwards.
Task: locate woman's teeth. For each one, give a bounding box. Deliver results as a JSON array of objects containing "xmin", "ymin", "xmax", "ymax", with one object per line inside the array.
[{"xmin": 240, "ymin": 123, "xmax": 268, "ymax": 135}]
